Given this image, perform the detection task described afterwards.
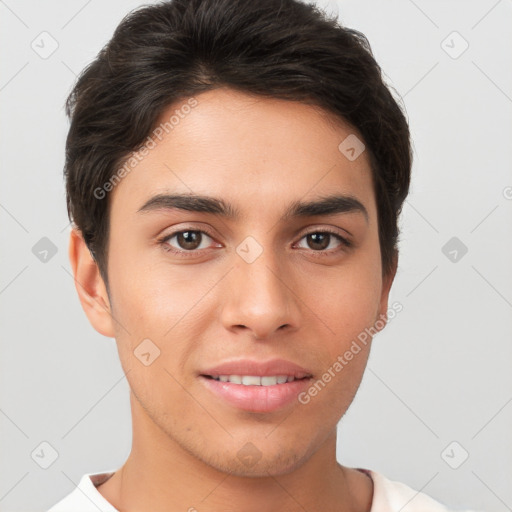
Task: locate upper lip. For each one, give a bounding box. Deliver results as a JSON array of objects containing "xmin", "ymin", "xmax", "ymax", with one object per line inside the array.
[{"xmin": 200, "ymin": 358, "xmax": 313, "ymax": 379}]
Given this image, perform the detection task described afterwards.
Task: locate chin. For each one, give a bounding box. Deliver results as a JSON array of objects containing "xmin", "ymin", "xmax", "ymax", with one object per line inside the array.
[{"xmin": 199, "ymin": 441, "xmax": 312, "ymax": 478}]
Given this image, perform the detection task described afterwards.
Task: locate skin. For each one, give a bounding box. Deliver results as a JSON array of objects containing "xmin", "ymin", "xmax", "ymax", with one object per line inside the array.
[{"xmin": 69, "ymin": 87, "xmax": 397, "ymax": 512}]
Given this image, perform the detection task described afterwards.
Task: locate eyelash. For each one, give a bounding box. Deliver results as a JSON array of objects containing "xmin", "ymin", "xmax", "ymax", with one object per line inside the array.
[{"xmin": 157, "ymin": 227, "xmax": 352, "ymax": 259}]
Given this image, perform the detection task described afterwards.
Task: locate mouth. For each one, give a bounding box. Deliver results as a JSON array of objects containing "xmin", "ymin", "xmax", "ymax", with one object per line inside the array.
[
  {"xmin": 198, "ymin": 359, "xmax": 313, "ymax": 413},
  {"xmin": 201, "ymin": 374, "xmax": 311, "ymax": 385},
  {"xmin": 199, "ymin": 374, "xmax": 313, "ymax": 413}
]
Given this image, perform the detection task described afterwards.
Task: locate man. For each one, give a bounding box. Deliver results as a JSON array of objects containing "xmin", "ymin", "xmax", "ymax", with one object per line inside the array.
[{"xmin": 48, "ymin": 0, "xmax": 478, "ymax": 510}]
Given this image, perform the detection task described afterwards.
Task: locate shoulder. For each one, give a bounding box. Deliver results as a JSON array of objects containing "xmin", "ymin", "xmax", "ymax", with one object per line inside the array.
[
  {"xmin": 47, "ymin": 471, "xmax": 117, "ymax": 512},
  {"xmin": 360, "ymin": 468, "xmax": 481, "ymax": 512}
]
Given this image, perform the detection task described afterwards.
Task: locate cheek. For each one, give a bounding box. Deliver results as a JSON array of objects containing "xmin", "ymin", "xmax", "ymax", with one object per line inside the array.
[
  {"xmin": 108, "ymin": 242, "xmax": 206, "ymax": 334},
  {"xmin": 309, "ymin": 258, "xmax": 382, "ymax": 338},
  {"xmin": 299, "ymin": 315, "xmax": 373, "ymax": 420},
  {"xmin": 107, "ymin": 248, "xmax": 218, "ymax": 382},
  {"xmin": 302, "ymin": 249, "xmax": 382, "ymax": 405}
]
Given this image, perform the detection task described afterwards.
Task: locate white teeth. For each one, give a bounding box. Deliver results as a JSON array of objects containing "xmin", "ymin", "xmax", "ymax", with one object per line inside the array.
[
  {"xmin": 212, "ymin": 375, "xmax": 301, "ymax": 385},
  {"xmin": 242, "ymin": 376, "xmax": 261, "ymax": 386}
]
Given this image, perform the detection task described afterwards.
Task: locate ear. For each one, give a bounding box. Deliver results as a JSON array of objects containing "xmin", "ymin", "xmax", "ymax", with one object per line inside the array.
[
  {"xmin": 376, "ymin": 251, "xmax": 398, "ymax": 330},
  {"xmin": 68, "ymin": 227, "xmax": 115, "ymax": 338}
]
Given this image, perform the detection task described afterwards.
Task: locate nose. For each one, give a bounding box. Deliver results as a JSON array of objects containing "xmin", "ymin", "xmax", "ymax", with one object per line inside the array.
[{"xmin": 220, "ymin": 245, "xmax": 301, "ymax": 340}]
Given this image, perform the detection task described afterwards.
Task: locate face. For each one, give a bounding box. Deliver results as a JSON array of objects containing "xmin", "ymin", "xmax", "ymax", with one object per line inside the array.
[{"xmin": 82, "ymin": 87, "xmax": 395, "ymax": 477}]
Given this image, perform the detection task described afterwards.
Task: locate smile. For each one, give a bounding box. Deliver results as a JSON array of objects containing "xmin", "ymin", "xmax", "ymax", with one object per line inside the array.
[
  {"xmin": 205, "ymin": 374, "xmax": 304, "ymax": 385},
  {"xmin": 199, "ymin": 374, "xmax": 313, "ymax": 413}
]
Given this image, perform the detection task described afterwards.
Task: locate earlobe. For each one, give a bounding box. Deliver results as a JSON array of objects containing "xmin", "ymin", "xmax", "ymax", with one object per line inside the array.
[{"xmin": 68, "ymin": 227, "xmax": 115, "ymax": 338}]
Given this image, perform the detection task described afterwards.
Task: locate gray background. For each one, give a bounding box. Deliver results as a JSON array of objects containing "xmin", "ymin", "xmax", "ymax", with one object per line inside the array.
[{"xmin": 1, "ymin": 0, "xmax": 511, "ymax": 510}]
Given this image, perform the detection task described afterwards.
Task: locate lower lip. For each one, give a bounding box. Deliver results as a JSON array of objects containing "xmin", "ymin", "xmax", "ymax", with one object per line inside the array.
[{"xmin": 199, "ymin": 376, "xmax": 312, "ymax": 413}]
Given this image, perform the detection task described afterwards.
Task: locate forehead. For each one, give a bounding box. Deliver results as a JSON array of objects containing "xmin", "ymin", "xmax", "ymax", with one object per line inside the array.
[{"xmin": 108, "ymin": 88, "xmax": 375, "ymax": 221}]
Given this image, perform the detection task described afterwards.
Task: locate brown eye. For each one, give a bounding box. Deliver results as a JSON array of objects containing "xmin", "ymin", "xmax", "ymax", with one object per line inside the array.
[
  {"xmin": 306, "ymin": 232, "xmax": 331, "ymax": 251},
  {"xmin": 160, "ymin": 229, "xmax": 216, "ymax": 253},
  {"xmin": 176, "ymin": 230, "xmax": 203, "ymax": 250},
  {"xmin": 296, "ymin": 231, "xmax": 350, "ymax": 253}
]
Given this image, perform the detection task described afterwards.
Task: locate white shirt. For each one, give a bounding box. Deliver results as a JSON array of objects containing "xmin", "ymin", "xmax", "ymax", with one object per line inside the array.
[{"xmin": 47, "ymin": 468, "xmax": 479, "ymax": 512}]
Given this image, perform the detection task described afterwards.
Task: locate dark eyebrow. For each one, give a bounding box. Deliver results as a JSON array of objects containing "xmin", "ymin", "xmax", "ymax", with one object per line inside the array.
[
  {"xmin": 137, "ymin": 193, "xmax": 368, "ymax": 223},
  {"xmin": 283, "ymin": 194, "xmax": 368, "ymax": 223}
]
